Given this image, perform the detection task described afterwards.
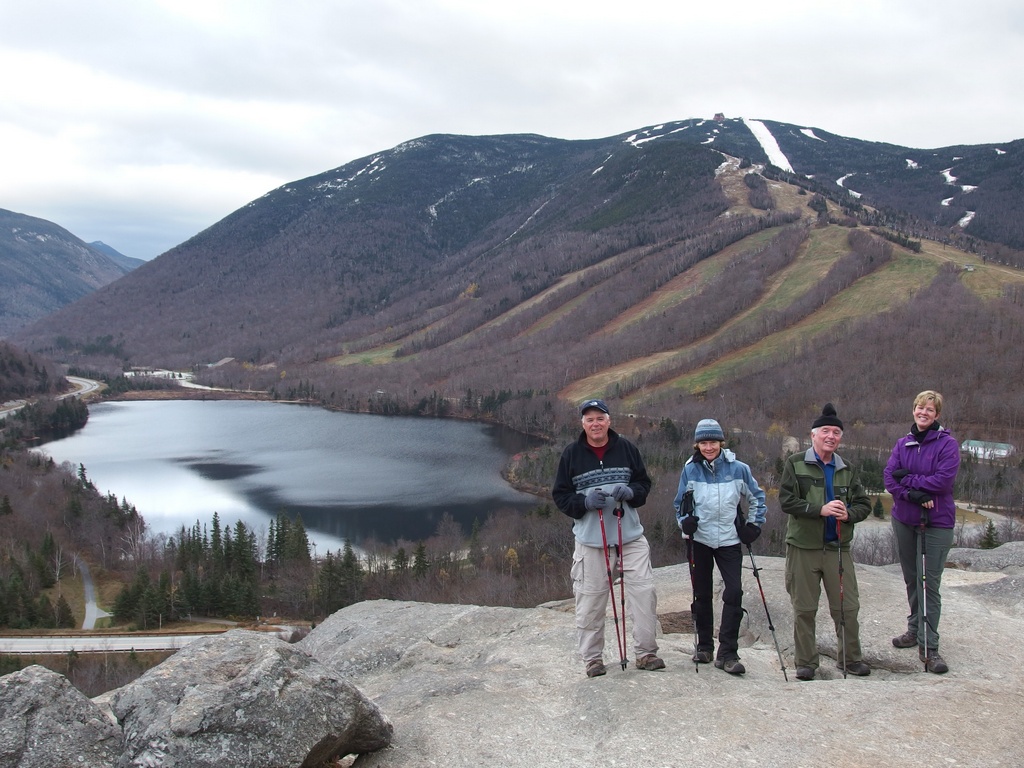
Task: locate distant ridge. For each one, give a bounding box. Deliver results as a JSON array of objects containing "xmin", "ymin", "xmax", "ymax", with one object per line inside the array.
[
  {"xmin": 88, "ymin": 241, "xmax": 145, "ymax": 272},
  {"xmin": 0, "ymin": 208, "xmax": 135, "ymax": 337}
]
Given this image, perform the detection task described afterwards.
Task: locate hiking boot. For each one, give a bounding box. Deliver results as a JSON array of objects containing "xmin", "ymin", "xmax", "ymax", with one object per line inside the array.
[
  {"xmin": 714, "ymin": 658, "xmax": 745, "ymax": 675},
  {"xmin": 691, "ymin": 649, "xmax": 713, "ymax": 664},
  {"xmin": 920, "ymin": 650, "xmax": 949, "ymax": 674},
  {"xmin": 635, "ymin": 654, "xmax": 666, "ymax": 671},
  {"xmin": 892, "ymin": 630, "xmax": 918, "ymax": 648},
  {"xmin": 795, "ymin": 666, "xmax": 815, "ymax": 681},
  {"xmin": 837, "ymin": 660, "xmax": 871, "ymax": 676},
  {"xmin": 585, "ymin": 659, "xmax": 606, "ymax": 678}
]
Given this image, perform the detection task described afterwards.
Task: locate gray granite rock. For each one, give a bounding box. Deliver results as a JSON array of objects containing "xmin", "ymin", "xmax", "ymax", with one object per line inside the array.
[
  {"xmin": 0, "ymin": 664, "xmax": 121, "ymax": 768},
  {"xmin": 301, "ymin": 549, "xmax": 1024, "ymax": 768},
  {"xmin": 108, "ymin": 628, "xmax": 392, "ymax": 767}
]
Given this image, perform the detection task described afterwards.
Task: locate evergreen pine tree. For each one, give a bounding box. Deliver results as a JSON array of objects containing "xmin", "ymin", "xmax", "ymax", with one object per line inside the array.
[
  {"xmin": 412, "ymin": 542, "xmax": 429, "ymax": 578},
  {"xmin": 286, "ymin": 517, "xmax": 311, "ymax": 562},
  {"xmin": 468, "ymin": 519, "xmax": 484, "ymax": 568},
  {"xmin": 266, "ymin": 518, "xmax": 278, "ymax": 565},
  {"xmin": 872, "ymin": 496, "xmax": 885, "ymax": 519},
  {"xmin": 980, "ymin": 519, "xmax": 1000, "ymax": 549},
  {"xmin": 340, "ymin": 540, "xmax": 364, "ymax": 605},
  {"xmin": 55, "ymin": 594, "xmax": 76, "ymax": 628},
  {"xmin": 317, "ymin": 551, "xmax": 340, "ymax": 615},
  {"xmin": 392, "ymin": 546, "xmax": 409, "ymax": 573},
  {"xmin": 36, "ymin": 595, "xmax": 56, "ymax": 628},
  {"xmin": 210, "ymin": 511, "xmax": 224, "ymax": 570},
  {"xmin": 0, "ymin": 576, "xmax": 9, "ymax": 626}
]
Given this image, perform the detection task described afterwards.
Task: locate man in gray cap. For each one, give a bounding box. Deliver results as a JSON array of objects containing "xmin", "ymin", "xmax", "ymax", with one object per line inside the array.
[
  {"xmin": 552, "ymin": 399, "xmax": 663, "ymax": 677},
  {"xmin": 780, "ymin": 403, "xmax": 872, "ymax": 680}
]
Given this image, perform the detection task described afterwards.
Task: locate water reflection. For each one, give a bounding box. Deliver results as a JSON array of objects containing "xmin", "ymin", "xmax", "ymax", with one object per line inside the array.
[{"xmin": 36, "ymin": 400, "xmax": 544, "ymax": 552}]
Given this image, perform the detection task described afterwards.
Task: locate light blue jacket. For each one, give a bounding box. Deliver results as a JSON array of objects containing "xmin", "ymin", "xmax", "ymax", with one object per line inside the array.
[{"xmin": 673, "ymin": 448, "xmax": 767, "ymax": 548}]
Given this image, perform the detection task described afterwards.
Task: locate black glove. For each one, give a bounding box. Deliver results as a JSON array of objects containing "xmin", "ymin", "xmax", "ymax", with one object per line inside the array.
[
  {"xmin": 739, "ymin": 523, "xmax": 761, "ymax": 545},
  {"xmin": 680, "ymin": 490, "xmax": 695, "ymax": 518},
  {"xmin": 681, "ymin": 515, "xmax": 699, "ymax": 536},
  {"xmin": 610, "ymin": 484, "xmax": 634, "ymax": 502},
  {"xmin": 907, "ymin": 489, "xmax": 932, "ymax": 506},
  {"xmin": 584, "ymin": 488, "xmax": 608, "ymax": 511},
  {"xmin": 892, "ymin": 468, "xmax": 910, "ymax": 480}
]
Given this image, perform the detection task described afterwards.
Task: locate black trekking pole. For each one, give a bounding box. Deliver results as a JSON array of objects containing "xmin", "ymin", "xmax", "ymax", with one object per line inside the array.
[
  {"xmin": 614, "ymin": 502, "xmax": 628, "ymax": 670},
  {"xmin": 837, "ymin": 519, "xmax": 847, "ymax": 679},
  {"xmin": 745, "ymin": 544, "xmax": 789, "ymax": 681},
  {"xmin": 686, "ymin": 535, "xmax": 699, "ymax": 673},
  {"xmin": 919, "ymin": 508, "xmax": 929, "ymax": 671},
  {"xmin": 598, "ymin": 505, "xmax": 627, "ymax": 671}
]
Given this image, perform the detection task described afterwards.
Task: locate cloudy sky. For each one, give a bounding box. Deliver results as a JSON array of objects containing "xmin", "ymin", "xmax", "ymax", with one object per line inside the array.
[{"xmin": 2, "ymin": 0, "xmax": 1021, "ymax": 261}]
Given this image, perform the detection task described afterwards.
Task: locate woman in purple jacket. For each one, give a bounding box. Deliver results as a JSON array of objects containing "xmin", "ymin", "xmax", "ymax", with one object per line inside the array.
[{"xmin": 883, "ymin": 390, "xmax": 961, "ymax": 674}]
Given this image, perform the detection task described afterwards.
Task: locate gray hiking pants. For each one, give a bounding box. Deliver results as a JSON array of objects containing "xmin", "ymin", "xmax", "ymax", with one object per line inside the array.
[{"xmin": 893, "ymin": 517, "xmax": 954, "ymax": 651}]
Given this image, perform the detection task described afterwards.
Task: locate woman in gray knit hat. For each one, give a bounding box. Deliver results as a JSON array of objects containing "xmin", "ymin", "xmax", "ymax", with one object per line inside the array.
[{"xmin": 673, "ymin": 418, "xmax": 767, "ymax": 674}]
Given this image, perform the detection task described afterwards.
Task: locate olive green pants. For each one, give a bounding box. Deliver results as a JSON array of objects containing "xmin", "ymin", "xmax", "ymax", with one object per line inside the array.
[{"xmin": 785, "ymin": 544, "xmax": 863, "ymax": 670}]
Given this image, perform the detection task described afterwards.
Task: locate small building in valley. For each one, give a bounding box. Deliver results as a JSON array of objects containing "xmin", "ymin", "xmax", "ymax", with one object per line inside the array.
[{"xmin": 961, "ymin": 439, "xmax": 1015, "ymax": 460}]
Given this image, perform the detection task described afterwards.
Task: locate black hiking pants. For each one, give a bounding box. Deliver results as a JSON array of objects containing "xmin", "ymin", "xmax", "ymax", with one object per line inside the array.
[{"xmin": 691, "ymin": 541, "xmax": 744, "ymax": 660}]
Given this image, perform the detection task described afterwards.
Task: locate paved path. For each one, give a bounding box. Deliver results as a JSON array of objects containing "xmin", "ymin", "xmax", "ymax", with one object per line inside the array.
[{"xmin": 77, "ymin": 556, "xmax": 111, "ymax": 630}]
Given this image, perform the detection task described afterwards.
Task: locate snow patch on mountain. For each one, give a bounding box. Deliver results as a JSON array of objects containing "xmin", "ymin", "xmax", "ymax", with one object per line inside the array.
[
  {"xmin": 800, "ymin": 128, "xmax": 826, "ymax": 142},
  {"xmin": 836, "ymin": 173, "xmax": 862, "ymax": 198},
  {"xmin": 742, "ymin": 119, "xmax": 794, "ymax": 172}
]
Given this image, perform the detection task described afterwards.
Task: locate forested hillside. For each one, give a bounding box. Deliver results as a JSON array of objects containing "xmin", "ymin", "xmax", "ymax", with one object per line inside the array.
[{"xmin": 0, "ymin": 341, "xmax": 65, "ymax": 402}]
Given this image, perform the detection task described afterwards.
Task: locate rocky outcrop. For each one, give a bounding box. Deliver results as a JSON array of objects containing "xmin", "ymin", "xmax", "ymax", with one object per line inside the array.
[
  {"xmin": 0, "ymin": 630, "xmax": 392, "ymax": 768},
  {"xmin": 4, "ymin": 544, "xmax": 1024, "ymax": 767},
  {"xmin": 299, "ymin": 544, "xmax": 1024, "ymax": 768},
  {"xmin": 0, "ymin": 665, "xmax": 121, "ymax": 768},
  {"xmin": 104, "ymin": 629, "xmax": 392, "ymax": 767}
]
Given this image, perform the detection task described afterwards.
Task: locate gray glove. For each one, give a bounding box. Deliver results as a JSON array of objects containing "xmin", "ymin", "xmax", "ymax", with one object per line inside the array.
[
  {"xmin": 584, "ymin": 488, "xmax": 608, "ymax": 511},
  {"xmin": 610, "ymin": 484, "xmax": 634, "ymax": 502}
]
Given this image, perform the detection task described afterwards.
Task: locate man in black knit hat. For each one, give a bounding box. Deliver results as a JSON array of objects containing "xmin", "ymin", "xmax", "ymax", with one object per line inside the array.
[{"xmin": 780, "ymin": 403, "xmax": 872, "ymax": 681}]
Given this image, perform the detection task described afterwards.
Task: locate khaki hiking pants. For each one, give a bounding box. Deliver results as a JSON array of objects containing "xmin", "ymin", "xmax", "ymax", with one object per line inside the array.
[{"xmin": 572, "ymin": 537, "xmax": 659, "ymax": 665}]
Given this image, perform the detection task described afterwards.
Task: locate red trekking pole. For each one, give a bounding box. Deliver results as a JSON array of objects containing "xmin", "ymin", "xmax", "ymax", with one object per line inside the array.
[{"xmin": 598, "ymin": 505, "xmax": 627, "ymax": 671}]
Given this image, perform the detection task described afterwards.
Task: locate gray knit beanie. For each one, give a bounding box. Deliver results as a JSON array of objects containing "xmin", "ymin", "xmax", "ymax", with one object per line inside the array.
[{"xmin": 694, "ymin": 418, "xmax": 725, "ymax": 442}]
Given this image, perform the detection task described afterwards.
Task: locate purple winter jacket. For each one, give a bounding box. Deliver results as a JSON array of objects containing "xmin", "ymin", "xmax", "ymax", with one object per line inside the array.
[{"xmin": 884, "ymin": 425, "xmax": 961, "ymax": 528}]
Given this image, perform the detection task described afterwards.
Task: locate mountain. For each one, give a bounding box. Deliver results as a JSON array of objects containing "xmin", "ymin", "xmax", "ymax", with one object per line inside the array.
[
  {"xmin": 0, "ymin": 208, "xmax": 138, "ymax": 338},
  {"xmin": 11, "ymin": 118, "xmax": 1024, "ymax": 434},
  {"xmin": 87, "ymin": 241, "xmax": 145, "ymax": 272}
]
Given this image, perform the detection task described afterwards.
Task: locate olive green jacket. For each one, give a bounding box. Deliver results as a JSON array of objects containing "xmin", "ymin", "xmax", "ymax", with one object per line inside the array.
[{"xmin": 779, "ymin": 448, "xmax": 871, "ymax": 551}]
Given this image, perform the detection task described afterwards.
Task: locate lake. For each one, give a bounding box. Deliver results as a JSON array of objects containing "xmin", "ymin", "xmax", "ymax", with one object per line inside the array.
[{"xmin": 35, "ymin": 400, "xmax": 543, "ymax": 553}]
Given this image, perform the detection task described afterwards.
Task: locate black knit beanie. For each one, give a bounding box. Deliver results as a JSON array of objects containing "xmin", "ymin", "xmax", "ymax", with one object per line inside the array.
[{"xmin": 812, "ymin": 402, "xmax": 844, "ymax": 430}]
